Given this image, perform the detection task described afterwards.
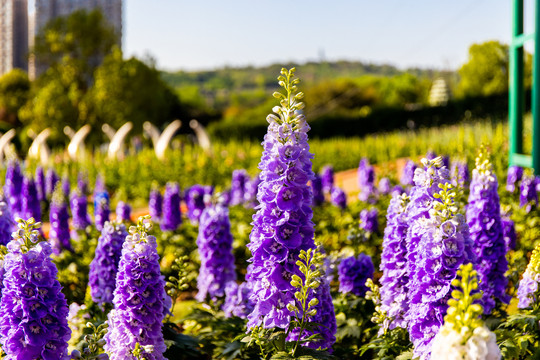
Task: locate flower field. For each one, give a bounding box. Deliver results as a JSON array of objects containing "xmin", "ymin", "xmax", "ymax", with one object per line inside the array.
[{"xmin": 0, "ymin": 68, "xmax": 538, "ymax": 360}]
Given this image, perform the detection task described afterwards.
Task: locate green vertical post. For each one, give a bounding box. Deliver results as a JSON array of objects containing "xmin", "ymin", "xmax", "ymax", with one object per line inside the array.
[
  {"xmin": 533, "ymin": 0, "xmax": 540, "ymax": 172},
  {"xmin": 509, "ymin": 0, "xmax": 524, "ymax": 159}
]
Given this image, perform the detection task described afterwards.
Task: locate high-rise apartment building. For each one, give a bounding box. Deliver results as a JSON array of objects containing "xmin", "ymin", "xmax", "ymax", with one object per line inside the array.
[{"xmin": 0, "ymin": 0, "xmax": 29, "ymax": 75}]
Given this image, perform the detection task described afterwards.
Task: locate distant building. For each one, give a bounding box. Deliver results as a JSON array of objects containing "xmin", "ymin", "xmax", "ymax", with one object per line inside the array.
[
  {"xmin": 29, "ymin": 0, "xmax": 122, "ymax": 78},
  {"xmin": 0, "ymin": 0, "xmax": 29, "ymax": 75}
]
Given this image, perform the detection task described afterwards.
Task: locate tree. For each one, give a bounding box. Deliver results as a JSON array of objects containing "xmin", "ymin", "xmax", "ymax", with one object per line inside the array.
[
  {"xmin": 88, "ymin": 48, "xmax": 181, "ymax": 131},
  {"xmin": 0, "ymin": 69, "xmax": 30, "ymax": 125},
  {"xmin": 457, "ymin": 41, "xmax": 510, "ymax": 98}
]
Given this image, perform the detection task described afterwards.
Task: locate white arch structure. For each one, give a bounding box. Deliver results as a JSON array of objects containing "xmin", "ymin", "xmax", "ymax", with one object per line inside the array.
[
  {"xmin": 107, "ymin": 122, "xmax": 133, "ymax": 160},
  {"xmin": 0, "ymin": 129, "xmax": 16, "ymax": 161},
  {"xmin": 28, "ymin": 128, "xmax": 51, "ymax": 165},
  {"xmin": 67, "ymin": 125, "xmax": 92, "ymax": 161},
  {"xmin": 189, "ymin": 119, "xmax": 212, "ymax": 153}
]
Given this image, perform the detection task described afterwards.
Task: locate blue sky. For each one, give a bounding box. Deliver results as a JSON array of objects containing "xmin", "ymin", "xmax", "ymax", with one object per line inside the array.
[{"xmin": 124, "ymin": 0, "xmax": 513, "ymax": 72}]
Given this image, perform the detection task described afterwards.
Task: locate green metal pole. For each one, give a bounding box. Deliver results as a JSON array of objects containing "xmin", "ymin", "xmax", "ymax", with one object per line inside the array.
[
  {"xmin": 533, "ymin": 0, "xmax": 540, "ymax": 173},
  {"xmin": 510, "ymin": 0, "xmax": 524, "ymax": 163}
]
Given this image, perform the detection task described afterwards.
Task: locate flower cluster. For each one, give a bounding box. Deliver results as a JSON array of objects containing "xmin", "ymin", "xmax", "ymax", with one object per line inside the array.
[
  {"xmin": 379, "ymin": 193, "xmax": 410, "ymax": 331},
  {"xmin": 520, "ymin": 173, "xmax": 538, "ymax": 213},
  {"xmin": 0, "ymin": 200, "xmax": 15, "ymax": 246},
  {"xmin": 161, "ymin": 182, "xmax": 181, "ymax": 231},
  {"xmin": 330, "ymin": 187, "xmax": 347, "ymax": 209},
  {"xmin": 244, "ymin": 174, "xmax": 261, "ymax": 208},
  {"xmin": 378, "ymin": 177, "xmax": 391, "ymax": 195},
  {"xmin": 35, "ymin": 166, "xmax": 46, "ymax": 202},
  {"xmin": 517, "ymin": 242, "xmax": 540, "ymax": 308},
  {"xmin": 360, "ymin": 208, "xmax": 378, "ymax": 234},
  {"xmin": 431, "ymin": 263, "xmax": 501, "ymax": 360},
  {"xmin": 311, "ymin": 174, "xmax": 325, "ymax": 206},
  {"xmin": 0, "ymin": 219, "xmax": 71, "ymax": 359},
  {"xmin": 400, "ymin": 160, "xmax": 417, "ymax": 186},
  {"xmin": 407, "ymin": 158, "xmax": 475, "ymax": 360},
  {"xmin": 358, "ymin": 158, "xmax": 377, "ymax": 203},
  {"xmin": 466, "ymin": 147, "xmax": 509, "ymax": 313},
  {"xmin": 104, "ymin": 216, "xmax": 167, "ymax": 360},
  {"xmin": 22, "ymin": 176, "xmax": 41, "ymax": 223},
  {"xmin": 89, "ymin": 221, "xmax": 128, "ymax": 304},
  {"xmin": 245, "ymin": 68, "xmax": 335, "ymax": 348},
  {"xmin": 149, "ymin": 186, "xmax": 163, "ymax": 222},
  {"xmin": 45, "ymin": 168, "xmax": 59, "ymax": 199},
  {"xmin": 506, "ymin": 165, "xmax": 523, "ymax": 193},
  {"xmin": 338, "ymin": 254, "xmax": 374, "ymax": 296},
  {"xmin": 94, "ymin": 191, "xmax": 110, "ymax": 231},
  {"xmin": 196, "ymin": 203, "xmax": 237, "ymax": 302},
  {"xmin": 61, "ymin": 176, "xmax": 70, "ymax": 197},
  {"xmin": 116, "ymin": 201, "xmax": 132, "ymax": 223},
  {"xmin": 451, "ymin": 160, "xmax": 470, "ymax": 188},
  {"xmin": 49, "ymin": 186, "xmax": 72, "ymax": 255},
  {"xmin": 230, "ymin": 169, "xmax": 249, "ymax": 206},
  {"xmin": 4, "ymin": 160, "xmax": 23, "ymax": 219},
  {"xmin": 70, "ymin": 188, "xmax": 92, "ymax": 231},
  {"xmin": 501, "ymin": 212, "xmax": 517, "ymax": 251},
  {"xmin": 185, "ymin": 185, "xmax": 212, "ymax": 223},
  {"xmin": 223, "ymin": 281, "xmax": 254, "ymax": 319},
  {"xmin": 320, "ymin": 165, "xmax": 334, "ymax": 193}
]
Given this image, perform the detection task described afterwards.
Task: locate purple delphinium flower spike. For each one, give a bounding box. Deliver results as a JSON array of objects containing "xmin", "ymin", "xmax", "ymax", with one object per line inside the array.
[
  {"xmin": 245, "ymin": 69, "xmax": 336, "ymax": 350},
  {"xmin": 244, "ymin": 174, "xmax": 260, "ymax": 208},
  {"xmin": 506, "ymin": 165, "xmax": 523, "ymax": 193},
  {"xmin": 230, "ymin": 169, "xmax": 249, "ymax": 206},
  {"xmin": 401, "ymin": 160, "xmax": 417, "ymax": 187},
  {"xmin": 196, "ymin": 203, "xmax": 237, "ymax": 302},
  {"xmin": 149, "ymin": 186, "xmax": 163, "ymax": 222},
  {"xmin": 185, "ymin": 185, "xmax": 208, "ymax": 224},
  {"xmin": 89, "ymin": 221, "xmax": 128, "ymax": 304},
  {"xmin": 35, "ymin": 166, "xmax": 46, "ymax": 202},
  {"xmin": 338, "ymin": 254, "xmax": 374, "ymax": 296},
  {"xmin": 380, "ymin": 193, "xmax": 410, "ymax": 332},
  {"xmin": 104, "ymin": 217, "xmax": 167, "ymax": 360},
  {"xmin": 517, "ymin": 244, "xmax": 540, "ymax": 309},
  {"xmin": 61, "ymin": 176, "xmax": 70, "ymax": 198},
  {"xmin": 77, "ymin": 172, "xmax": 89, "ymax": 196},
  {"xmin": 320, "ymin": 165, "xmax": 334, "ymax": 194},
  {"xmin": 223, "ymin": 282, "xmax": 254, "ymax": 319},
  {"xmin": 0, "ymin": 199, "xmax": 15, "ymax": 246},
  {"xmin": 358, "ymin": 158, "xmax": 377, "ymax": 203},
  {"xmin": 116, "ymin": 201, "xmax": 132, "ymax": 223},
  {"xmin": 93, "ymin": 174, "xmax": 105, "ymax": 197},
  {"xmin": 45, "ymin": 168, "xmax": 59, "ymax": 199},
  {"xmin": 392, "ymin": 185, "xmax": 405, "ymax": 196},
  {"xmin": 94, "ymin": 191, "xmax": 110, "ymax": 232},
  {"xmin": 501, "ymin": 212, "xmax": 517, "ymax": 251},
  {"xmin": 466, "ymin": 148, "xmax": 509, "ymax": 314},
  {"xmin": 359, "ymin": 208, "xmax": 378, "ymax": 234},
  {"xmin": 378, "ymin": 177, "xmax": 391, "ymax": 195},
  {"xmin": 311, "ymin": 174, "xmax": 325, "ymax": 206},
  {"xmin": 0, "ymin": 219, "xmax": 71, "ymax": 359},
  {"xmin": 406, "ymin": 158, "xmax": 475, "ymax": 360},
  {"xmin": 22, "ymin": 176, "xmax": 41, "ymax": 223},
  {"xmin": 70, "ymin": 188, "xmax": 91, "ymax": 231},
  {"xmin": 4, "ymin": 160, "xmax": 23, "ymax": 220},
  {"xmin": 49, "ymin": 186, "xmax": 72, "ymax": 255},
  {"xmin": 441, "ymin": 155, "xmax": 450, "ymax": 169},
  {"xmin": 161, "ymin": 182, "xmax": 181, "ymax": 231},
  {"xmin": 330, "ymin": 187, "xmax": 347, "ymax": 209},
  {"xmin": 520, "ymin": 174, "xmax": 538, "ymax": 213}
]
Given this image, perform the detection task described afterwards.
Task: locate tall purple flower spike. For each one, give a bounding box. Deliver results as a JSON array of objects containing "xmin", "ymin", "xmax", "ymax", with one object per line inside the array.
[
  {"xmin": 185, "ymin": 185, "xmax": 212, "ymax": 224},
  {"xmin": 35, "ymin": 166, "xmax": 46, "ymax": 202},
  {"xmin": 406, "ymin": 157, "xmax": 475, "ymax": 360},
  {"xmin": 320, "ymin": 165, "xmax": 334, "ymax": 193},
  {"xmin": 196, "ymin": 203, "xmax": 237, "ymax": 302},
  {"xmin": 61, "ymin": 176, "xmax": 70, "ymax": 198},
  {"xmin": 506, "ymin": 165, "xmax": 523, "ymax": 193},
  {"xmin": 358, "ymin": 158, "xmax": 377, "ymax": 203},
  {"xmin": 45, "ymin": 168, "xmax": 59, "ymax": 199},
  {"xmin": 4, "ymin": 160, "xmax": 23, "ymax": 220},
  {"xmin": 104, "ymin": 217, "xmax": 167, "ymax": 360},
  {"xmin": 466, "ymin": 148, "xmax": 509, "ymax": 314},
  {"xmin": 380, "ymin": 193, "xmax": 410, "ymax": 332},
  {"xmin": 311, "ymin": 174, "xmax": 325, "ymax": 206},
  {"xmin": 161, "ymin": 182, "xmax": 181, "ymax": 231},
  {"xmin": 359, "ymin": 208, "xmax": 378, "ymax": 234},
  {"xmin": 517, "ymin": 244, "xmax": 540, "ymax": 309},
  {"xmin": 223, "ymin": 282, "xmax": 254, "ymax": 319},
  {"xmin": 49, "ymin": 186, "xmax": 72, "ymax": 255},
  {"xmin": 230, "ymin": 169, "xmax": 249, "ymax": 206},
  {"xmin": 149, "ymin": 186, "xmax": 163, "ymax": 222},
  {"xmin": 337, "ymin": 254, "xmax": 374, "ymax": 296},
  {"xmin": 378, "ymin": 177, "xmax": 391, "ymax": 195},
  {"xmin": 22, "ymin": 176, "xmax": 41, "ymax": 223},
  {"xmin": 70, "ymin": 188, "xmax": 92, "ymax": 231},
  {"xmin": 330, "ymin": 187, "xmax": 347, "ymax": 209},
  {"xmin": 0, "ymin": 199, "xmax": 15, "ymax": 246},
  {"xmin": 520, "ymin": 174, "xmax": 538, "ymax": 213},
  {"xmin": 245, "ymin": 68, "xmax": 336, "ymax": 350},
  {"xmin": 116, "ymin": 201, "xmax": 132, "ymax": 223},
  {"xmin": 89, "ymin": 221, "xmax": 128, "ymax": 304},
  {"xmin": 451, "ymin": 160, "xmax": 470, "ymax": 188},
  {"xmin": 94, "ymin": 191, "xmax": 110, "ymax": 232},
  {"xmin": 244, "ymin": 174, "xmax": 261, "ymax": 208},
  {"xmin": 0, "ymin": 219, "xmax": 71, "ymax": 359}
]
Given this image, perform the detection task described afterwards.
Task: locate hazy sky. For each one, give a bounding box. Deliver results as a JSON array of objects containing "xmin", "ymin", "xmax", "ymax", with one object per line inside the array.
[{"xmin": 124, "ymin": 0, "xmax": 514, "ymax": 72}]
